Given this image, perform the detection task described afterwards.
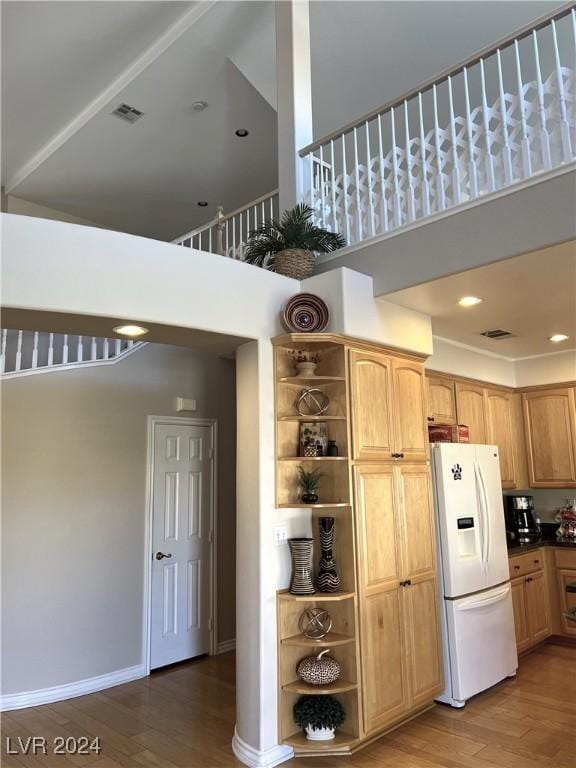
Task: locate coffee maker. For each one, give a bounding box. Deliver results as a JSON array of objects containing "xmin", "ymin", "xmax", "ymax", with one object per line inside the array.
[{"xmin": 505, "ymin": 495, "xmax": 540, "ymax": 544}]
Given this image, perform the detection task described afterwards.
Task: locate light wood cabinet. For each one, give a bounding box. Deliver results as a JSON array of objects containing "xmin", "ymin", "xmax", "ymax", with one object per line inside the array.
[
  {"xmin": 557, "ymin": 569, "xmax": 576, "ymax": 637},
  {"xmin": 426, "ymin": 375, "xmax": 457, "ymax": 424},
  {"xmin": 354, "ymin": 463, "xmax": 442, "ymax": 734},
  {"xmin": 522, "ymin": 387, "xmax": 576, "ymax": 488},
  {"xmin": 455, "ymin": 382, "xmax": 488, "ymax": 444},
  {"xmin": 350, "ymin": 351, "xmax": 428, "ymax": 463},
  {"xmin": 485, "ymin": 389, "xmax": 517, "ymax": 489},
  {"xmin": 509, "ymin": 550, "xmax": 551, "ymax": 653}
]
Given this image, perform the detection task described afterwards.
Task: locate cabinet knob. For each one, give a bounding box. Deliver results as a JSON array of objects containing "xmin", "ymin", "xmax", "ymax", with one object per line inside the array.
[
  {"xmin": 391, "ymin": 452, "xmax": 405, "ymax": 459},
  {"xmin": 427, "ymin": 417, "xmax": 435, "ymax": 422},
  {"xmin": 526, "ymin": 576, "xmax": 533, "ymax": 582},
  {"xmin": 513, "ymin": 565, "xmax": 520, "ymax": 570},
  {"xmin": 534, "ymin": 560, "xmax": 540, "ymax": 564},
  {"xmin": 399, "ymin": 579, "xmax": 412, "ymax": 587}
]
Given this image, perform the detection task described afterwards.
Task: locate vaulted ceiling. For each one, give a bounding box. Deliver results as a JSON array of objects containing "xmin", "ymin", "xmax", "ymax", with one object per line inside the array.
[{"xmin": 2, "ymin": 0, "xmax": 563, "ymax": 240}]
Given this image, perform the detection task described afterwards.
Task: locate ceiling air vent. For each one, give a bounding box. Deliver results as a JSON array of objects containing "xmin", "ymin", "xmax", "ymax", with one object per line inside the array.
[
  {"xmin": 111, "ymin": 103, "xmax": 144, "ymax": 124},
  {"xmin": 480, "ymin": 329, "xmax": 516, "ymax": 340}
]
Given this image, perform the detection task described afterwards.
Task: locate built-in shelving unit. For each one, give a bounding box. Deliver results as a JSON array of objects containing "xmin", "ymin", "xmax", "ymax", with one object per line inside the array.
[{"xmin": 274, "ymin": 334, "xmax": 362, "ymax": 756}]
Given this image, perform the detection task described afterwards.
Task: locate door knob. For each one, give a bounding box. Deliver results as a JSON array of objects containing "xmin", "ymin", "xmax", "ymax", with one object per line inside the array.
[{"xmin": 156, "ymin": 552, "xmax": 172, "ymax": 560}]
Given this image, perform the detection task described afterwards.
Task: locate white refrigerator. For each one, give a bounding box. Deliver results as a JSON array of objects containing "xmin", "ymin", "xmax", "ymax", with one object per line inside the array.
[{"xmin": 431, "ymin": 443, "xmax": 518, "ymax": 707}]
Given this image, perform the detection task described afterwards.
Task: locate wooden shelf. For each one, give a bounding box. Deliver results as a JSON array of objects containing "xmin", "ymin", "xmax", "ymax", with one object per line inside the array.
[
  {"xmin": 283, "ymin": 679, "xmax": 357, "ymax": 694},
  {"xmin": 282, "ymin": 632, "xmax": 355, "ymax": 648},
  {"xmin": 278, "ymin": 376, "xmax": 346, "ymax": 384},
  {"xmin": 278, "ymin": 590, "xmax": 355, "ymax": 602},
  {"xmin": 277, "ymin": 503, "xmax": 350, "ymax": 509},
  {"xmin": 284, "ymin": 731, "xmax": 358, "ymax": 753},
  {"xmin": 278, "ymin": 415, "xmax": 347, "ymax": 422},
  {"xmin": 278, "ymin": 456, "xmax": 349, "ymax": 462}
]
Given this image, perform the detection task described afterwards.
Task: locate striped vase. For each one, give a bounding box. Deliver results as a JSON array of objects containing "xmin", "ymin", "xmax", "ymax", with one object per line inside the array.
[
  {"xmin": 316, "ymin": 517, "xmax": 341, "ymax": 593},
  {"xmin": 289, "ymin": 538, "xmax": 315, "ymax": 595}
]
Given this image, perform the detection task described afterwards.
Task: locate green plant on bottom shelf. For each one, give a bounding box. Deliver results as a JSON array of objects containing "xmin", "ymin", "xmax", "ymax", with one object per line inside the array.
[
  {"xmin": 293, "ymin": 695, "xmax": 346, "ymax": 731},
  {"xmin": 297, "ymin": 466, "xmax": 325, "ymax": 494}
]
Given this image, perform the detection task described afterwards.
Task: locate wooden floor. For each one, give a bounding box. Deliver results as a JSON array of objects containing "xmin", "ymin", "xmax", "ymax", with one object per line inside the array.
[{"xmin": 1, "ymin": 643, "xmax": 574, "ymax": 767}]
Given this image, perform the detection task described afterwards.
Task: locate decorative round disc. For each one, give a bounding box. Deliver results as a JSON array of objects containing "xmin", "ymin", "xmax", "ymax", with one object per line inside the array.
[
  {"xmin": 282, "ymin": 293, "xmax": 329, "ymax": 333},
  {"xmin": 298, "ymin": 608, "xmax": 333, "ymax": 640},
  {"xmin": 296, "ymin": 388, "xmax": 330, "ymax": 416}
]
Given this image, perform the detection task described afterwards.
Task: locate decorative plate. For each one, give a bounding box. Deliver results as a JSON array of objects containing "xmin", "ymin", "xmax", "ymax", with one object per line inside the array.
[{"xmin": 282, "ymin": 293, "xmax": 329, "ymax": 333}]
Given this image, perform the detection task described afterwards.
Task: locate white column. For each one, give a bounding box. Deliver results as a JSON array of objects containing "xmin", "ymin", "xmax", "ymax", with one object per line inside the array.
[{"xmin": 275, "ymin": 0, "xmax": 313, "ymax": 214}]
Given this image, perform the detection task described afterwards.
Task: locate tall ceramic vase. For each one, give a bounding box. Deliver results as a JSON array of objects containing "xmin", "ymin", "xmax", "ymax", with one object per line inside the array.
[
  {"xmin": 289, "ymin": 538, "xmax": 315, "ymax": 595},
  {"xmin": 316, "ymin": 517, "xmax": 341, "ymax": 593}
]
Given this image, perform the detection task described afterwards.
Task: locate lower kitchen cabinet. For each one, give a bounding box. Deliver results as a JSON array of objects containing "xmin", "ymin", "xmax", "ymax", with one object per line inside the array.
[{"xmin": 509, "ymin": 550, "xmax": 551, "ymax": 653}]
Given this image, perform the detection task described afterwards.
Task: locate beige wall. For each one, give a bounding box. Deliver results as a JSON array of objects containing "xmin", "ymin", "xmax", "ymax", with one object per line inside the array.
[
  {"xmin": 1, "ymin": 343, "xmax": 236, "ymax": 695},
  {"xmin": 4, "ymin": 194, "xmax": 102, "ymax": 228}
]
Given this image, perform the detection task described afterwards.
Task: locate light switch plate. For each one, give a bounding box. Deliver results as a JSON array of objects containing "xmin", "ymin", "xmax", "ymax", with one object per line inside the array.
[{"xmin": 273, "ymin": 525, "xmax": 288, "ymax": 546}]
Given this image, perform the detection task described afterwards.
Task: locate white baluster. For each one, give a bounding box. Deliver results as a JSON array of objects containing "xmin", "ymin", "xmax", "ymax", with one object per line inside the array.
[
  {"xmin": 551, "ymin": 19, "xmax": 572, "ymax": 163},
  {"xmin": 31, "ymin": 331, "xmax": 39, "ymax": 369},
  {"xmin": 208, "ymin": 224, "xmax": 212, "ymax": 253},
  {"xmin": 318, "ymin": 145, "xmax": 326, "ymax": 229},
  {"xmin": 128, "ymin": 340, "xmax": 135, "ymax": 349},
  {"xmin": 225, "ymin": 219, "xmax": 230, "ymax": 258},
  {"xmin": 418, "ymin": 93, "xmax": 431, "ymax": 217},
  {"xmin": 330, "ymin": 139, "xmax": 338, "ymax": 233},
  {"xmin": 532, "ymin": 29, "xmax": 551, "ymax": 170},
  {"xmin": 77, "ymin": 336, "xmax": 83, "ymax": 362},
  {"xmin": 239, "ymin": 210, "xmax": 243, "ymax": 261},
  {"xmin": 261, "ymin": 200, "xmax": 266, "ymax": 226},
  {"xmin": 447, "ymin": 76, "xmax": 461, "ymax": 205},
  {"xmin": 232, "ymin": 213, "xmax": 237, "ymax": 260},
  {"xmin": 433, "ymin": 85, "xmax": 446, "ymax": 211},
  {"xmin": 0, "ymin": 329, "xmax": 7, "ymax": 374},
  {"xmin": 390, "ymin": 107, "xmax": 402, "ymax": 227},
  {"xmin": 514, "ymin": 40, "xmax": 532, "ymax": 178},
  {"xmin": 15, "ymin": 330, "xmax": 23, "ymax": 372},
  {"xmin": 353, "ymin": 127, "xmax": 363, "ymax": 242},
  {"xmin": 91, "ymin": 337, "xmax": 97, "ymax": 361},
  {"xmin": 47, "ymin": 333, "xmax": 54, "ymax": 366},
  {"xmin": 115, "ymin": 339, "xmax": 121, "ymax": 356},
  {"xmin": 480, "ymin": 59, "xmax": 496, "ymax": 193},
  {"xmin": 365, "ymin": 122, "xmax": 376, "ymax": 237},
  {"xmin": 341, "ymin": 133, "xmax": 351, "ymax": 243},
  {"xmin": 308, "ymin": 151, "xmax": 314, "ymax": 218},
  {"xmin": 497, "ymin": 49, "xmax": 514, "ymax": 185},
  {"xmin": 103, "ymin": 338, "xmax": 109, "ymax": 360},
  {"xmin": 377, "ymin": 114, "xmax": 389, "ymax": 231},
  {"xmin": 252, "ymin": 205, "xmax": 258, "ymax": 236},
  {"xmin": 62, "ymin": 334, "xmax": 69, "ymax": 364},
  {"xmin": 404, "ymin": 101, "xmax": 416, "ymax": 222},
  {"xmin": 463, "ymin": 67, "xmax": 479, "ymax": 199},
  {"xmin": 269, "ymin": 195, "xmax": 274, "ymax": 219}
]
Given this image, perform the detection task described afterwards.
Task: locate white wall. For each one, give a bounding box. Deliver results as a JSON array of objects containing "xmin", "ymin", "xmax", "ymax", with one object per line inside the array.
[
  {"xmin": 426, "ymin": 336, "xmax": 517, "ymax": 386},
  {"xmin": 5, "ymin": 195, "xmax": 102, "ymax": 228},
  {"xmin": 1, "ymin": 344, "xmax": 236, "ymax": 697},
  {"xmin": 515, "ymin": 350, "xmax": 576, "ymax": 387}
]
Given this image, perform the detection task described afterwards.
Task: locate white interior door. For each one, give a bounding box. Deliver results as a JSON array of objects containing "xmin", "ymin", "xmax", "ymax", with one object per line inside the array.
[{"xmin": 150, "ymin": 421, "xmax": 214, "ymax": 669}]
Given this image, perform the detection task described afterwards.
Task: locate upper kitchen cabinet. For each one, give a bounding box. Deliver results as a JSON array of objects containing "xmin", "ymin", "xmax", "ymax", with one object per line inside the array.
[
  {"xmin": 426, "ymin": 375, "xmax": 457, "ymax": 425},
  {"xmin": 350, "ymin": 351, "xmax": 428, "ymax": 462},
  {"xmin": 522, "ymin": 387, "xmax": 576, "ymax": 488},
  {"xmin": 485, "ymin": 389, "xmax": 517, "ymax": 490},
  {"xmin": 455, "ymin": 382, "xmax": 488, "ymax": 444}
]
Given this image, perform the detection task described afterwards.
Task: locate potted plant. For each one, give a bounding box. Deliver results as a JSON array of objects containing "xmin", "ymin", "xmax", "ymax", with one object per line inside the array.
[
  {"xmin": 298, "ymin": 466, "xmax": 325, "ymax": 504},
  {"xmin": 293, "ymin": 695, "xmax": 345, "ymax": 741},
  {"xmin": 243, "ymin": 203, "xmax": 345, "ymax": 279},
  {"xmin": 290, "ymin": 349, "xmax": 321, "ymax": 377}
]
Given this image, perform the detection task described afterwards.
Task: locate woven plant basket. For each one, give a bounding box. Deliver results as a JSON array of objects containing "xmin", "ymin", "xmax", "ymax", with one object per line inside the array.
[{"xmin": 275, "ymin": 249, "xmax": 315, "ymax": 280}]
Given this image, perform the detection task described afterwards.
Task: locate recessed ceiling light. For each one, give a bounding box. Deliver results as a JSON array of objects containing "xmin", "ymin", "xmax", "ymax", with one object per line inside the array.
[
  {"xmin": 235, "ymin": 128, "xmax": 249, "ymax": 137},
  {"xmin": 458, "ymin": 296, "xmax": 483, "ymax": 307},
  {"xmin": 192, "ymin": 100, "xmax": 208, "ymax": 112},
  {"xmin": 113, "ymin": 324, "xmax": 149, "ymax": 338},
  {"xmin": 197, "ymin": 201, "xmax": 208, "ymax": 207},
  {"xmin": 549, "ymin": 333, "xmax": 569, "ymax": 343}
]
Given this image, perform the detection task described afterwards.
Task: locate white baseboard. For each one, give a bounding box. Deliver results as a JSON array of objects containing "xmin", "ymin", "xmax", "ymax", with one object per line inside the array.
[
  {"xmin": 232, "ymin": 727, "xmax": 293, "ymax": 768},
  {"xmin": 217, "ymin": 638, "xmax": 236, "ymax": 654},
  {"xmin": 0, "ymin": 664, "xmax": 147, "ymax": 711}
]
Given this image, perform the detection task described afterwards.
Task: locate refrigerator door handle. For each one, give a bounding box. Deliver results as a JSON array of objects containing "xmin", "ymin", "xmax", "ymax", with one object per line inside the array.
[
  {"xmin": 477, "ymin": 462, "xmax": 491, "ymax": 568},
  {"xmin": 456, "ymin": 584, "xmax": 511, "ymax": 611},
  {"xmin": 474, "ymin": 462, "xmax": 487, "ymax": 569}
]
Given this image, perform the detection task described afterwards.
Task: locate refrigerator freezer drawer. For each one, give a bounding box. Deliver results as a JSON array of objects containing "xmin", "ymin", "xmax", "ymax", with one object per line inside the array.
[{"xmin": 442, "ymin": 583, "xmax": 518, "ymax": 706}]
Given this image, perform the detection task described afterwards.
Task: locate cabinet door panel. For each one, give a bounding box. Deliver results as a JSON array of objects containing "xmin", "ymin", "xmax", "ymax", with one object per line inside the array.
[
  {"xmin": 362, "ymin": 589, "xmax": 409, "ymax": 733},
  {"xmin": 526, "ymin": 571, "xmax": 551, "ymax": 644},
  {"xmin": 558, "ymin": 569, "xmax": 576, "ymax": 636},
  {"xmin": 486, "ymin": 390, "xmax": 517, "ymax": 489},
  {"xmin": 455, "ymin": 383, "xmax": 488, "ymax": 444},
  {"xmin": 427, "ymin": 376, "xmax": 457, "ymax": 424},
  {"xmin": 392, "ymin": 361, "xmax": 429, "ymax": 461},
  {"xmin": 397, "ymin": 465, "xmax": 436, "ymax": 578},
  {"xmin": 511, "ymin": 577, "xmax": 531, "ymax": 653},
  {"xmin": 403, "ymin": 575, "xmax": 443, "ymax": 706},
  {"xmin": 355, "ymin": 466, "xmax": 399, "ymax": 592},
  {"xmin": 350, "ymin": 351, "xmax": 394, "ymax": 461},
  {"xmin": 523, "ymin": 389, "xmax": 576, "ymax": 488}
]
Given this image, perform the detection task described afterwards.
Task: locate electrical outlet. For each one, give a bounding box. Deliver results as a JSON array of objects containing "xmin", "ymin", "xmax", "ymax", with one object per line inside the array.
[{"xmin": 273, "ymin": 525, "xmax": 288, "ymax": 546}]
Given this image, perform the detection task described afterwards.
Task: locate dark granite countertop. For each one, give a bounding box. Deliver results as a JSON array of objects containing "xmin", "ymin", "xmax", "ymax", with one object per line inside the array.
[{"xmin": 508, "ymin": 538, "xmax": 576, "ymax": 555}]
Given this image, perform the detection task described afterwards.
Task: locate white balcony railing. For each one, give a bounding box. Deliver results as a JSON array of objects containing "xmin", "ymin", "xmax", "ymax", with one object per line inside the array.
[
  {"xmin": 1, "ymin": 330, "xmax": 145, "ymax": 378},
  {"xmin": 300, "ymin": 6, "xmax": 576, "ymax": 249},
  {"xmin": 173, "ymin": 190, "xmax": 279, "ymax": 261}
]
